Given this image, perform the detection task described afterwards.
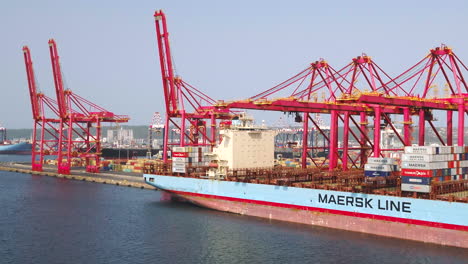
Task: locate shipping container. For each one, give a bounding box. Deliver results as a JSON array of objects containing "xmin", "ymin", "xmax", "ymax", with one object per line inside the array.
[
  {"xmin": 364, "ymin": 170, "xmax": 391, "ymax": 177},
  {"xmin": 367, "ymin": 157, "xmax": 396, "ymax": 164},
  {"xmin": 364, "ymin": 164, "xmax": 395, "ymax": 172},
  {"xmin": 401, "ymin": 183, "xmax": 431, "ymax": 193},
  {"xmin": 401, "ymin": 176, "xmax": 431, "ymax": 185}
]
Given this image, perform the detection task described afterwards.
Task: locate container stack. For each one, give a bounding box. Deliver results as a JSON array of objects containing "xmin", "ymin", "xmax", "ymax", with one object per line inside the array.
[
  {"xmin": 101, "ymin": 160, "xmax": 112, "ymax": 171},
  {"xmin": 120, "ymin": 159, "xmax": 157, "ymax": 173},
  {"xmin": 133, "ymin": 160, "xmax": 144, "ymax": 173},
  {"xmin": 110, "ymin": 163, "xmax": 122, "ymax": 172},
  {"xmin": 277, "ymin": 158, "xmax": 301, "ymax": 168},
  {"xmin": 46, "ymin": 158, "xmax": 84, "ymax": 167},
  {"xmin": 143, "ymin": 160, "xmax": 157, "ymax": 174},
  {"xmin": 122, "ymin": 160, "xmax": 136, "ymax": 173},
  {"xmin": 364, "ymin": 157, "xmax": 398, "ymax": 178},
  {"xmin": 172, "ymin": 146, "xmax": 211, "ymax": 173},
  {"xmin": 275, "ymin": 157, "xmax": 324, "ymax": 168},
  {"xmin": 401, "ymin": 146, "xmax": 468, "ymax": 193}
]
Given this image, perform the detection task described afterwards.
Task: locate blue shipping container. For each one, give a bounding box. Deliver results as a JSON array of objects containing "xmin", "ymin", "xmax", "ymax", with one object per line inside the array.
[
  {"xmin": 401, "ymin": 176, "xmax": 431, "ymax": 185},
  {"xmin": 443, "ymin": 168, "xmax": 450, "ymax": 176},
  {"xmin": 364, "ymin": 170, "xmax": 391, "ymax": 177}
]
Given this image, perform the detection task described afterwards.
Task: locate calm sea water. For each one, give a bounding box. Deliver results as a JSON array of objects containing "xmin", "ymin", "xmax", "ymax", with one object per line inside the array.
[{"xmin": 0, "ymin": 155, "xmax": 467, "ymax": 264}]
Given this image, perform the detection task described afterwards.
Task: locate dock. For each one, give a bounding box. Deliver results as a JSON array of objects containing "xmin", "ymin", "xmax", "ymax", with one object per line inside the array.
[{"xmin": 0, "ymin": 162, "xmax": 156, "ymax": 190}]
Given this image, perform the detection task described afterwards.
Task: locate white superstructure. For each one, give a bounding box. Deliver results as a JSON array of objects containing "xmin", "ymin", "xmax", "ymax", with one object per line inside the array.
[{"xmin": 207, "ymin": 114, "xmax": 276, "ymax": 176}]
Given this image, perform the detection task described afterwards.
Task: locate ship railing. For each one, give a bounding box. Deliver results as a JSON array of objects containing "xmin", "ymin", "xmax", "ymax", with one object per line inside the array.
[
  {"xmin": 432, "ymin": 179, "xmax": 468, "ymax": 203},
  {"xmin": 223, "ymin": 166, "xmax": 372, "ymax": 188}
]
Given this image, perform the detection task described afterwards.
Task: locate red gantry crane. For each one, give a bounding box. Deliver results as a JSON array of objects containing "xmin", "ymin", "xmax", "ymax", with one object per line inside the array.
[
  {"xmin": 154, "ymin": 10, "xmax": 236, "ymax": 162},
  {"xmin": 217, "ymin": 47, "xmax": 468, "ymax": 170},
  {"xmin": 346, "ymin": 46, "xmax": 468, "ymax": 147},
  {"xmin": 48, "ymin": 39, "xmax": 130, "ymax": 174},
  {"xmin": 22, "ymin": 41, "xmax": 129, "ymax": 174},
  {"xmin": 220, "ymin": 57, "xmax": 399, "ymax": 170},
  {"xmin": 153, "ymin": 10, "xmax": 467, "ymax": 172},
  {"xmin": 23, "ymin": 46, "xmax": 62, "ymax": 172}
]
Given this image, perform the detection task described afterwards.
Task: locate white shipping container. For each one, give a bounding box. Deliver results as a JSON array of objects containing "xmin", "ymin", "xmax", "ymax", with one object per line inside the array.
[
  {"xmin": 454, "ymin": 146, "xmax": 464, "ymax": 154},
  {"xmin": 401, "ymin": 183, "xmax": 431, "ymax": 193},
  {"xmin": 172, "ymin": 166, "xmax": 186, "ymax": 173},
  {"xmin": 401, "ymin": 161, "xmax": 448, "ymax": 170},
  {"xmin": 364, "ymin": 164, "xmax": 395, "ymax": 172},
  {"xmin": 404, "ymin": 146, "xmax": 439, "ymax": 155},
  {"xmin": 173, "ymin": 147, "xmax": 187, "ymax": 152},
  {"xmin": 367, "ymin": 157, "xmax": 396, "ymax": 164},
  {"xmin": 438, "ymin": 146, "xmax": 451, "ymax": 154},
  {"xmin": 172, "ymin": 161, "xmax": 186, "ymax": 168},
  {"xmin": 401, "ymin": 154, "xmax": 447, "ymax": 162},
  {"xmin": 172, "ymin": 157, "xmax": 188, "ymax": 162}
]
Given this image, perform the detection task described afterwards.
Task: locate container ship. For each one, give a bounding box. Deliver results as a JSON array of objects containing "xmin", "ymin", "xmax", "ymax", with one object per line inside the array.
[
  {"xmin": 0, "ymin": 125, "xmax": 32, "ymax": 154},
  {"xmin": 0, "ymin": 142, "xmax": 32, "ymax": 154},
  {"xmin": 143, "ymin": 116, "xmax": 468, "ymax": 248},
  {"xmin": 101, "ymin": 147, "xmax": 160, "ymax": 159},
  {"xmin": 143, "ymin": 10, "xmax": 468, "ymax": 248}
]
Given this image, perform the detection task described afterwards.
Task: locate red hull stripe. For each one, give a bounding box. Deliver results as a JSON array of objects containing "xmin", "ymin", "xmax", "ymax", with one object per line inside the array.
[{"xmin": 170, "ymin": 190, "xmax": 468, "ymax": 232}]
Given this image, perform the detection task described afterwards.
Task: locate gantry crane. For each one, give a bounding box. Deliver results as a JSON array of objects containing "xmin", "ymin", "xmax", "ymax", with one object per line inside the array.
[
  {"xmin": 48, "ymin": 39, "xmax": 130, "ymax": 174},
  {"xmin": 153, "ymin": 10, "xmax": 236, "ymax": 162},
  {"xmin": 217, "ymin": 47, "xmax": 468, "ymax": 170},
  {"xmin": 23, "ymin": 46, "xmax": 62, "ymax": 172},
  {"xmin": 23, "ymin": 41, "xmax": 129, "ymax": 174}
]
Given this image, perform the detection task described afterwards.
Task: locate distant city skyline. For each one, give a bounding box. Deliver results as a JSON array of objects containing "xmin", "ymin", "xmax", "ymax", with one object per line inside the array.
[{"xmin": 1, "ymin": 0, "xmax": 467, "ymax": 128}]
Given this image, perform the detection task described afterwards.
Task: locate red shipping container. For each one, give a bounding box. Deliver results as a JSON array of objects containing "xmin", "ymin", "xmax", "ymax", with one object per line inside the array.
[
  {"xmin": 173, "ymin": 152, "xmax": 189, "ymax": 158},
  {"xmin": 401, "ymin": 169, "xmax": 433, "ymax": 177},
  {"xmin": 448, "ymin": 161, "xmax": 454, "ymax": 168}
]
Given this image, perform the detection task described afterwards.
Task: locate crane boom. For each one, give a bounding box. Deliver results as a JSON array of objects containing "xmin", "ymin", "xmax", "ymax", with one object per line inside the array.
[
  {"xmin": 48, "ymin": 39, "xmax": 69, "ymax": 119},
  {"xmin": 154, "ymin": 10, "xmax": 177, "ymax": 114},
  {"xmin": 22, "ymin": 46, "xmax": 42, "ymax": 120}
]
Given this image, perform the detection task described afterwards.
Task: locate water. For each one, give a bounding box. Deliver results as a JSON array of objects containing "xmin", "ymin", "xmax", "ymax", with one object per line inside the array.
[{"xmin": 1, "ymin": 155, "xmax": 467, "ymax": 264}]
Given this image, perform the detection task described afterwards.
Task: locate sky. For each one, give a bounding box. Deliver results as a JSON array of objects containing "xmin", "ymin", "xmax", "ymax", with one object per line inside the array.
[{"xmin": 1, "ymin": 0, "xmax": 467, "ymax": 128}]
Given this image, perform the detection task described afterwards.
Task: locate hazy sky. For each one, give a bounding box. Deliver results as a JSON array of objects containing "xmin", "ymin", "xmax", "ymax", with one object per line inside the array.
[{"xmin": 1, "ymin": 0, "xmax": 467, "ymax": 128}]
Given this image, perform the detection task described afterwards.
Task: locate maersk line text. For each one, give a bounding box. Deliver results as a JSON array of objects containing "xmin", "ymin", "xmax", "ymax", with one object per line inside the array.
[{"xmin": 318, "ymin": 194, "xmax": 411, "ymax": 213}]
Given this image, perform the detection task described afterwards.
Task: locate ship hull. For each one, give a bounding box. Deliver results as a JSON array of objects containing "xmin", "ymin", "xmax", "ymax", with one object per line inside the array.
[
  {"xmin": 144, "ymin": 174, "xmax": 468, "ymax": 248},
  {"xmin": 0, "ymin": 142, "xmax": 32, "ymax": 155},
  {"xmin": 101, "ymin": 148, "xmax": 160, "ymax": 158}
]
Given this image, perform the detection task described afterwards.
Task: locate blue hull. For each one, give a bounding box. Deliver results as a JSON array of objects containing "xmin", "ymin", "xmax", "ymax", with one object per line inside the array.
[
  {"xmin": 144, "ymin": 174, "xmax": 468, "ymax": 247},
  {"xmin": 0, "ymin": 142, "xmax": 32, "ymax": 154}
]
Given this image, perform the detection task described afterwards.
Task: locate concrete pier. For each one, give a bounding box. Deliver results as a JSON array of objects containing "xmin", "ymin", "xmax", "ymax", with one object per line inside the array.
[{"xmin": 0, "ymin": 162, "xmax": 156, "ymax": 190}]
